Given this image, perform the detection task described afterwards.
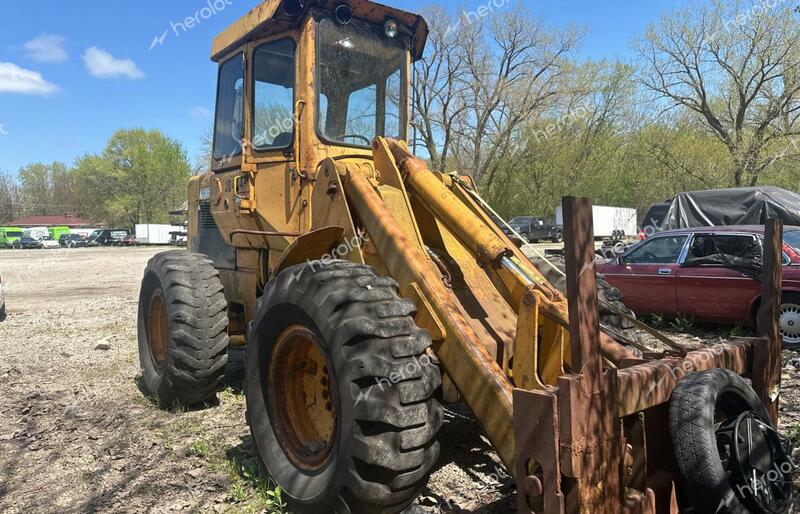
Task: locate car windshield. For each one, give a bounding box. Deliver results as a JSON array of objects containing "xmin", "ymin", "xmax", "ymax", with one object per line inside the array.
[
  {"xmin": 316, "ymin": 18, "xmax": 407, "ymax": 147},
  {"xmin": 785, "ymin": 230, "xmax": 800, "ymax": 253}
]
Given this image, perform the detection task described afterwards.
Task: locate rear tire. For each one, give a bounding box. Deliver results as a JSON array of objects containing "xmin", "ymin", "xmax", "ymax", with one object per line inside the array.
[
  {"xmin": 137, "ymin": 251, "xmax": 229, "ymax": 408},
  {"xmin": 246, "ymin": 260, "xmax": 442, "ymax": 514}
]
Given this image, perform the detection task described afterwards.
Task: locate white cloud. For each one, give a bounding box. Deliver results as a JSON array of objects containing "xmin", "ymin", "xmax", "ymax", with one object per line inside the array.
[
  {"xmin": 190, "ymin": 106, "xmax": 211, "ymax": 119},
  {"xmin": 0, "ymin": 62, "xmax": 58, "ymax": 95},
  {"xmin": 24, "ymin": 34, "xmax": 68, "ymax": 63},
  {"xmin": 82, "ymin": 47, "xmax": 143, "ymax": 80}
]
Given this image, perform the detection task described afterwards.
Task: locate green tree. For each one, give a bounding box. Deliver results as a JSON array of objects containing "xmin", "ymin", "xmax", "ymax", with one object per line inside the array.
[
  {"xmin": 73, "ymin": 129, "xmax": 191, "ymax": 227},
  {"xmin": 17, "ymin": 162, "xmax": 75, "ymax": 216}
]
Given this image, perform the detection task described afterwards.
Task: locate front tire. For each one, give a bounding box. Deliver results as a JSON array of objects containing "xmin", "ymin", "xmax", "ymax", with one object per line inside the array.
[
  {"xmin": 137, "ymin": 251, "xmax": 229, "ymax": 408},
  {"xmin": 246, "ymin": 260, "xmax": 443, "ymax": 514}
]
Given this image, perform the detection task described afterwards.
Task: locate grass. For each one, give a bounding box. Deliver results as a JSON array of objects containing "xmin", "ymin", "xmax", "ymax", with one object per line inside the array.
[
  {"xmin": 179, "ymin": 389, "xmax": 286, "ymax": 513},
  {"xmin": 139, "ymin": 385, "xmax": 286, "ymax": 513}
]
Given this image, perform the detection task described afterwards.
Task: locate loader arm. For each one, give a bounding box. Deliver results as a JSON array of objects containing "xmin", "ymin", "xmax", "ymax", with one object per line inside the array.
[{"xmin": 337, "ymin": 136, "xmax": 637, "ymax": 473}]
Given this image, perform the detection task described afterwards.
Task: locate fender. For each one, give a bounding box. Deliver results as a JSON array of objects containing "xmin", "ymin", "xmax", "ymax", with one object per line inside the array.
[{"xmin": 272, "ymin": 226, "xmax": 346, "ymax": 275}]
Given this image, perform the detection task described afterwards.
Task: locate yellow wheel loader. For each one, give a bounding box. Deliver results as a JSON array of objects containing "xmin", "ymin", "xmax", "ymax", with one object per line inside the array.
[{"xmin": 137, "ymin": 1, "xmax": 794, "ymax": 512}]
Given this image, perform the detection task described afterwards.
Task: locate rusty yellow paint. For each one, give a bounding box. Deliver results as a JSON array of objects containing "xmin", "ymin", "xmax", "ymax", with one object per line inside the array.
[
  {"xmin": 212, "ymin": 0, "xmax": 429, "ymax": 62},
  {"xmin": 405, "ymin": 282, "xmax": 446, "ymax": 342},
  {"xmin": 513, "ymin": 292, "xmax": 546, "ymax": 391}
]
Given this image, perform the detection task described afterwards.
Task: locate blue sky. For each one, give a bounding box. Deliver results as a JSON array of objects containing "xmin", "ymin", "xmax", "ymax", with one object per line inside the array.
[{"xmin": 0, "ymin": 0, "xmax": 679, "ymax": 173}]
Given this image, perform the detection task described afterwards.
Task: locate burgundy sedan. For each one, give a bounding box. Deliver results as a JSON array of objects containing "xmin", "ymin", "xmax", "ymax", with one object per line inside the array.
[{"xmin": 596, "ymin": 226, "xmax": 800, "ymax": 349}]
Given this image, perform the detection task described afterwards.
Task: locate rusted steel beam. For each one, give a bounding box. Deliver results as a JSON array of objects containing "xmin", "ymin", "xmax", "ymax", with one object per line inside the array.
[
  {"xmin": 616, "ymin": 340, "xmax": 754, "ymax": 417},
  {"xmin": 342, "ymin": 170, "xmax": 517, "ymax": 470},
  {"xmin": 754, "ymin": 218, "xmax": 783, "ymax": 423},
  {"xmin": 558, "ymin": 197, "xmax": 622, "ymax": 513},
  {"xmin": 513, "ymin": 388, "xmax": 565, "ymax": 514},
  {"xmin": 562, "ymin": 197, "xmax": 603, "ymax": 392}
]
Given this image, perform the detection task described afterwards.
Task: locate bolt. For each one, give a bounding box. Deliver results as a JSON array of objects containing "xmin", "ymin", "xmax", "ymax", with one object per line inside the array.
[{"xmin": 523, "ymin": 475, "xmax": 542, "ymax": 498}]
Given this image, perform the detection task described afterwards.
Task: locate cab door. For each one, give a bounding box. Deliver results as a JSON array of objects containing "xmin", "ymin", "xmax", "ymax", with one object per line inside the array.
[{"xmin": 600, "ymin": 234, "xmax": 689, "ymax": 315}]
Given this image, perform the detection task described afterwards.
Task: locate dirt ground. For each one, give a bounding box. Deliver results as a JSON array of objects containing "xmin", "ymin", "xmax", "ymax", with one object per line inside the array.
[
  {"xmin": 0, "ymin": 247, "xmax": 797, "ymax": 513},
  {"xmin": 0, "ymin": 247, "xmax": 513, "ymax": 514}
]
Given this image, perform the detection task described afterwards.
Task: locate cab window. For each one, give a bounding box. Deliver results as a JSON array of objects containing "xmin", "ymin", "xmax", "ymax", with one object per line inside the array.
[
  {"xmin": 316, "ymin": 18, "xmax": 407, "ymax": 147},
  {"xmin": 213, "ymin": 53, "xmax": 245, "ymax": 161},
  {"xmin": 624, "ymin": 236, "xmax": 688, "ymax": 264},
  {"xmin": 252, "ymin": 39, "xmax": 296, "ymax": 151}
]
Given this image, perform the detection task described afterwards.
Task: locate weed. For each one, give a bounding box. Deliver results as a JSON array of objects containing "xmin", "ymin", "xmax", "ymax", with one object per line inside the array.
[
  {"xmin": 729, "ymin": 324, "xmax": 747, "ymax": 338},
  {"xmin": 190, "ymin": 439, "xmax": 212, "ymax": 459},
  {"xmin": 670, "ymin": 315, "xmax": 695, "ymax": 333}
]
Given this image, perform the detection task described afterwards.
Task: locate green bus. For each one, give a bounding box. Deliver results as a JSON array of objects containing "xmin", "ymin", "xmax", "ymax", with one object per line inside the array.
[
  {"xmin": 48, "ymin": 226, "xmax": 72, "ymax": 241},
  {"xmin": 0, "ymin": 227, "xmax": 24, "ymax": 248}
]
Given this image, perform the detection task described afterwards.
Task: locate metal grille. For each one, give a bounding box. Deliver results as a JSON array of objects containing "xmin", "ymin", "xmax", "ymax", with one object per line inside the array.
[{"xmin": 199, "ymin": 202, "xmax": 217, "ymax": 230}]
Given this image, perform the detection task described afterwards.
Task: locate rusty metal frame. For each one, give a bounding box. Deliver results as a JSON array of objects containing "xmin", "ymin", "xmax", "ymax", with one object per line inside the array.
[{"xmin": 514, "ymin": 198, "xmax": 784, "ymax": 514}]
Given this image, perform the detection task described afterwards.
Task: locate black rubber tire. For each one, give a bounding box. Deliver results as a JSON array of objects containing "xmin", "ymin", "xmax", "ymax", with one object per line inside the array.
[
  {"xmin": 551, "ymin": 231, "xmax": 563, "ymax": 244},
  {"xmin": 526, "ymin": 254, "xmax": 643, "ymax": 344},
  {"xmin": 225, "ymin": 345, "xmax": 245, "ymax": 391},
  {"xmin": 246, "ymin": 260, "xmax": 443, "ymax": 514},
  {"xmin": 137, "ymin": 251, "xmax": 229, "ymax": 408},
  {"xmin": 669, "ymin": 369, "xmax": 774, "ymax": 514}
]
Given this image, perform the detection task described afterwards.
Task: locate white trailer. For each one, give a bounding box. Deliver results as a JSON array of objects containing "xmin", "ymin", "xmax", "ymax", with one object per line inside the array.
[
  {"xmin": 556, "ymin": 205, "xmax": 637, "ymax": 239},
  {"xmin": 135, "ymin": 224, "xmax": 183, "ymax": 245}
]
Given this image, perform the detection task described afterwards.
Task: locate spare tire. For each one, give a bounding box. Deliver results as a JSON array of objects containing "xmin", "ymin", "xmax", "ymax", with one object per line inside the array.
[
  {"xmin": 669, "ymin": 369, "xmax": 793, "ymax": 514},
  {"xmin": 526, "ymin": 253, "xmax": 643, "ymax": 345}
]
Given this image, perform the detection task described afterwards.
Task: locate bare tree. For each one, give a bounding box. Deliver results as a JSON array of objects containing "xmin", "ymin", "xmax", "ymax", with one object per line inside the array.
[
  {"xmin": 411, "ymin": 6, "xmax": 468, "ymax": 172},
  {"xmin": 452, "ymin": 8, "xmax": 582, "ymax": 186},
  {"xmin": 0, "ymin": 171, "xmax": 20, "ymax": 223},
  {"xmin": 412, "ymin": 6, "xmax": 581, "ymax": 184},
  {"xmin": 636, "ymin": 0, "xmax": 800, "ymax": 186}
]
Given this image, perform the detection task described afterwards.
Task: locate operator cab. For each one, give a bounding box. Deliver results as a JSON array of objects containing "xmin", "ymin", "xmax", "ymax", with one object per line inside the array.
[{"xmin": 209, "ymin": 0, "xmax": 428, "ymax": 171}]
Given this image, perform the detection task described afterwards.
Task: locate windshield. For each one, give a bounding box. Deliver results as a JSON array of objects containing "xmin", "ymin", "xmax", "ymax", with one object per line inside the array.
[{"xmin": 317, "ymin": 18, "xmax": 407, "ymax": 147}]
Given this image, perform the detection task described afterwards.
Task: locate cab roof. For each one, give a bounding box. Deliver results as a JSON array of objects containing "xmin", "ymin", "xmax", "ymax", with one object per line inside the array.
[{"xmin": 211, "ymin": 0, "xmax": 428, "ymax": 62}]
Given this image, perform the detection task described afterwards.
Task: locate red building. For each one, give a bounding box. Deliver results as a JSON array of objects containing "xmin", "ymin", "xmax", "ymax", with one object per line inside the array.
[{"xmin": 8, "ymin": 214, "xmax": 96, "ymax": 228}]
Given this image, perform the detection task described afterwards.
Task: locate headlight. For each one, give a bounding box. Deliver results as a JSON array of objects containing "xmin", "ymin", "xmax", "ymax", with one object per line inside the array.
[
  {"xmin": 334, "ymin": 4, "xmax": 352, "ymax": 25},
  {"xmin": 384, "ymin": 19, "xmax": 399, "ymax": 39}
]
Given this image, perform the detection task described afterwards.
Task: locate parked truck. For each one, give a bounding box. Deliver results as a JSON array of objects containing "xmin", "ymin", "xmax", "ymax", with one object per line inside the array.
[
  {"xmin": 503, "ymin": 216, "xmax": 563, "ymax": 243},
  {"xmin": 0, "ymin": 227, "xmax": 23, "ymax": 249},
  {"xmin": 556, "ymin": 204, "xmax": 637, "ymax": 239},
  {"xmin": 89, "ymin": 229, "xmax": 130, "ymax": 246},
  {"xmin": 135, "ymin": 224, "xmax": 184, "ymax": 245}
]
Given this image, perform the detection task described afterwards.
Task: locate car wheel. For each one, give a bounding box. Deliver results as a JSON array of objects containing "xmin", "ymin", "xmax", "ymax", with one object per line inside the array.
[
  {"xmin": 551, "ymin": 231, "xmax": 563, "ymax": 244},
  {"xmin": 778, "ymin": 294, "xmax": 800, "ymax": 351},
  {"xmin": 670, "ymin": 369, "xmax": 792, "ymax": 514}
]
